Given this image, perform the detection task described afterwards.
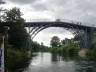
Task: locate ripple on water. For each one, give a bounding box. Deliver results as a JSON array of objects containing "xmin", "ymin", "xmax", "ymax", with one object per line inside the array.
[{"xmin": 23, "ymin": 52, "xmax": 96, "ymax": 72}]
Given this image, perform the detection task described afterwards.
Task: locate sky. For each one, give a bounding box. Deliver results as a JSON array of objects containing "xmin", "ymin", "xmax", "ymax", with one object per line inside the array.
[{"xmin": 1, "ymin": 0, "xmax": 96, "ymax": 46}]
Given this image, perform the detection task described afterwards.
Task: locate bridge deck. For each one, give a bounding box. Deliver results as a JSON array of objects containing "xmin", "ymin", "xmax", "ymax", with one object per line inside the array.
[{"xmin": 25, "ymin": 21, "xmax": 91, "ymax": 30}]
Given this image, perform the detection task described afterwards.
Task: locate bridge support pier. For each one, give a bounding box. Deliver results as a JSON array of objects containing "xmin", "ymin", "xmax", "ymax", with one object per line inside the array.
[
  {"xmin": 88, "ymin": 28, "xmax": 96, "ymax": 46},
  {"xmin": 77, "ymin": 28, "xmax": 91, "ymax": 48},
  {"xmin": 78, "ymin": 30, "xmax": 88, "ymax": 48},
  {"xmin": 82, "ymin": 27, "xmax": 96, "ymax": 48}
]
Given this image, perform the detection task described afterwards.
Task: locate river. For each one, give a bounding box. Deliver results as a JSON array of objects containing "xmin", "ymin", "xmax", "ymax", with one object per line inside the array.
[{"xmin": 23, "ymin": 52, "xmax": 96, "ymax": 72}]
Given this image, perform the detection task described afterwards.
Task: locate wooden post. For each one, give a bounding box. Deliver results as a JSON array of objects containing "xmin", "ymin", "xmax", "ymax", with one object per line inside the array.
[{"xmin": 0, "ymin": 33, "xmax": 4, "ymax": 72}]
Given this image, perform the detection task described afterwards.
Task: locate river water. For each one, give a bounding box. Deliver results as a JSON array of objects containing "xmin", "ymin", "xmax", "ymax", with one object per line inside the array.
[{"xmin": 23, "ymin": 52, "xmax": 96, "ymax": 72}]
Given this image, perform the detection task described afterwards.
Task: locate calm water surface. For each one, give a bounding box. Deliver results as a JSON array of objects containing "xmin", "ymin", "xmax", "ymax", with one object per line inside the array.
[{"xmin": 23, "ymin": 52, "xmax": 96, "ymax": 72}]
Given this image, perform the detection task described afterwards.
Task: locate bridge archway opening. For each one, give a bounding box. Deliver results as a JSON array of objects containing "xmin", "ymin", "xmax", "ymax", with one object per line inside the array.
[{"xmin": 29, "ymin": 27, "xmax": 77, "ymax": 46}]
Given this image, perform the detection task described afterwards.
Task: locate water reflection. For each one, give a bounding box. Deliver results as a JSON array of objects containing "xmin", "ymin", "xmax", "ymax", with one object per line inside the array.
[
  {"xmin": 75, "ymin": 61, "xmax": 96, "ymax": 72},
  {"xmin": 51, "ymin": 53, "xmax": 60, "ymax": 61},
  {"xmin": 23, "ymin": 52, "xmax": 96, "ymax": 72}
]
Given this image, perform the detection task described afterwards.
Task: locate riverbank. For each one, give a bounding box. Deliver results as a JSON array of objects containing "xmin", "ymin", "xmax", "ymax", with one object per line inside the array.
[
  {"xmin": 78, "ymin": 48, "xmax": 96, "ymax": 60},
  {"xmin": 78, "ymin": 49, "xmax": 87, "ymax": 57}
]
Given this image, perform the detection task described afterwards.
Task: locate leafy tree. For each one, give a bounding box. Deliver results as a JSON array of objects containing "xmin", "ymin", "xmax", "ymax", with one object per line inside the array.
[
  {"xmin": 50, "ymin": 36, "xmax": 60, "ymax": 47},
  {"xmin": 3, "ymin": 8, "xmax": 31, "ymax": 71},
  {"xmin": 0, "ymin": 2, "xmax": 6, "ymax": 33},
  {"xmin": 4, "ymin": 7, "xmax": 23, "ymax": 22},
  {"xmin": 51, "ymin": 43, "xmax": 80, "ymax": 56},
  {"xmin": 40, "ymin": 42, "xmax": 50, "ymax": 52},
  {"xmin": 73, "ymin": 34, "xmax": 80, "ymax": 41},
  {"xmin": 4, "ymin": 7, "xmax": 29, "ymax": 51},
  {"xmin": 31, "ymin": 41, "xmax": 40, "ymax": 52}
]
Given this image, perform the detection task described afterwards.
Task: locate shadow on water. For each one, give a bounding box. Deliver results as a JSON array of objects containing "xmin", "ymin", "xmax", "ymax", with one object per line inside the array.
[
  {"xmin": 51, "ymin": 53, "xmax": 80, "ymax": 62},
  {"xmin": 75, "ymin": 61, "xmax": 96, "ymax": 72},
  {"xmin": 51, "ymin": 53, "xmax": 96, "ymax": 72},
  {"xmin": 15, "ymin": 53, "xmax": 38, "ymax": 72}
]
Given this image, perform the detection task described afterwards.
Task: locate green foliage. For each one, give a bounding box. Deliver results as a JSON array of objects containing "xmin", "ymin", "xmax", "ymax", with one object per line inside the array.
[
  {"xmin": 86, "ymin": 49, "xmax": 96, "ymax": 60},
  {"xmin": 31, "ymin": 41, "xmax": 50, "ymax": 52},
  {"xmin": 73, "ymin": 34, "xmax": 80, "ymax": 41},
  {"xmin": 86, "ymin": 42, "xmax": 96, "ymax": 60},
  {"xmin": 31, "ymin": 41, "xmax": 41, "ymax": 52},
  {"xmin": 2, "ymin": 7, "xmax": 30, "ymax": 51},
  {"xmin": 90, "ymin": 42, "xmax": 96, "ymax": 49},
  {"xmin": 2, "ymin": 8, "xmax": 32, "ymax": 71},
  {"xmin": 4, "ymin": 7, "xmax": 23, "ymax": 22},
  {"xmin": 40, "ymin": 45, "xmax": 50, "ymax": 52},
  {"xmin": 7, "ymin": 47, "xmax": 30, "ymax": 72},
  {"xmin": 50, "ymin": 36, "xmax": 60, "ymax": 47},
  {"xmin": 50, "ymin": 36, "xmax": 80, "ymax": 56},
  {"xmin": 51, "ymin": 43, "xmax": 80, "ymax": 56}
]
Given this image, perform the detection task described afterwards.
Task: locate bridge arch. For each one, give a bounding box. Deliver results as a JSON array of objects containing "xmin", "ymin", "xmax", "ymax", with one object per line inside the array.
[
  {"xmin": 30, "ymin": 24, "xmax": 77, "ymax": 40},
  {"xmin": 25, "ymin": 22, "xmax": 90, "ymax": 48},
  {"xmin": 26, "ymin": 22, "xmax": 86, "ymax": 39}
]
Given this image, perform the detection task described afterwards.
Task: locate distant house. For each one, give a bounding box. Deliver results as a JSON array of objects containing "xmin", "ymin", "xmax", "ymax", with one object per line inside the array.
[
  {"xmin": 62, "ymin": 38, "xmax": 74, "ymax": 45},
  {"xmin": 73, "ymin": 41, "xmax": 80, "ymax": 44}
]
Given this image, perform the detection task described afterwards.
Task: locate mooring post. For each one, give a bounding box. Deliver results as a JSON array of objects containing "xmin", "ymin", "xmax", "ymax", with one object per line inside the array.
[
  {"xmin": 0, "ymin": 33, "xmax": 5, "ymax": 72},
  {"xmin": 4, "ymin": 26, "xmax": 9, "ymax": 72},
  {"xmin": 0, "ymin": 26, "xmax": 9, "ymax": 72}
]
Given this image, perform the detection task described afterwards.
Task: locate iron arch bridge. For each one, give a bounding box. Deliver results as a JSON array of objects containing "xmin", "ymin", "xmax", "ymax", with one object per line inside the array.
[{"xmin": 24, "ymin": 21, "xmax": 95, "ymax": 48}]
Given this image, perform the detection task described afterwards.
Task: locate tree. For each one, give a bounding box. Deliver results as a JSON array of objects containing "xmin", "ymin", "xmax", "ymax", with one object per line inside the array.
[
  {"xmin": 4, "ymin": 7, "xmax": 29, "ymax": 51},
  {"xmin": 3, "ymin": 8, "xmax": 31, "ymax": 71},
  {"xmin": 50, "ymin": 36, "xmax": 60, "ymax": 47},
  {"xmin": 73, "ymin": 34, "xmax": 80, "ymax": 41},
  {"xmin": 5, "ymin": 7, "xmax": 23, "ymax": 22},
  {"xmin": 31, "ymin": 41, "xmax": 40, "ymax": 52}
]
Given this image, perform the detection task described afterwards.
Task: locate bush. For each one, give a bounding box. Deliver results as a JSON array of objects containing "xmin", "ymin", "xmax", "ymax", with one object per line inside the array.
[
  {"xmin": 86, "ymin": 42, "xmax": 96, "ymax": 60},
  {"xmin": 7, "ymin": 45, "xmax": 30, "ymax": 72},
  {"xmin": 51, "ymin": 43, "xmax": 80, "ymax": 56},
  {"xmin": 61, "ymin": 43, "xmax": 79, "ymax": 56},
  {"xmin": 86, "ymin": 49, "xmax": 96, "ymax": 60}
]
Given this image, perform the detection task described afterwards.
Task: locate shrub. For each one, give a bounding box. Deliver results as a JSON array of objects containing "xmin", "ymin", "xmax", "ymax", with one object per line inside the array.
[
  {"xmin": 7, "ymin": 45, "xmax": 30, "ymax": 72},
  {"xmin": 86, "ymin": 42, "xmax": 96, "ymax": 60},
  {"xmin": 51, "ymin": 43, "xmax": 80, "ymax": 56}
]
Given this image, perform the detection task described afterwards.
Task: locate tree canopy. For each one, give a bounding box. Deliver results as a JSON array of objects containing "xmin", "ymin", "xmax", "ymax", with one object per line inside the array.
[
  {"xmin": 3, "ymin": 7, "xmax": 29, "ymax": 51},
  {"xmin": 50, "ymin": 36, "xmax": 60, "ymax": 47}
]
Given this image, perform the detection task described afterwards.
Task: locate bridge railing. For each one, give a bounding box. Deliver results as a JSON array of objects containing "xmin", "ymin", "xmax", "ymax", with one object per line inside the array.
[
  {"xmin": 26, "ymin": 19, "xmax": 55, "ymax": 22},
  {"xmin": 60, "ymin": 19, "xmax": 96, "ymax": 27},
  {"xmin": 60, "ymin": 19, "xmax": 81, "ymax": 24},
  {"xmin": 26, "ymin": 19, "xmax": 96, "ymax": 28}
]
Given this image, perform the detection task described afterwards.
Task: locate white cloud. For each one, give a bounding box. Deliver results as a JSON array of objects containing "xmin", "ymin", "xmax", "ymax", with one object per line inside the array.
[
  {"xmin": 2, "ymin": 0, "xmax": 96, "ymax": 45},
  {"xmin": 33, "ymin": 27, "xmax": 74, "ymax": 46},
  {"xmin": 4, "ymin": 0, "xmax": 38, "ymax": 5},
  {"xmin": 3, "ymin": 0, "xmax": 96, "ymax": 24}
]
